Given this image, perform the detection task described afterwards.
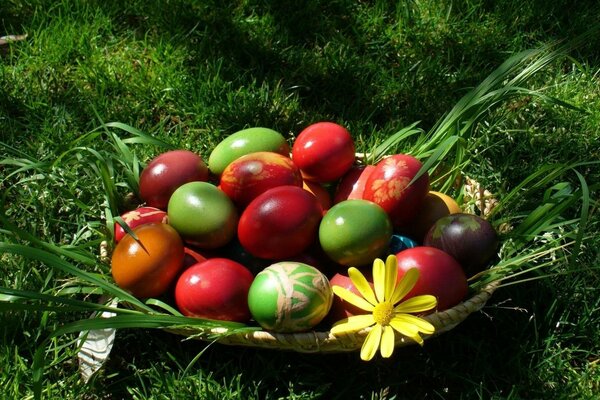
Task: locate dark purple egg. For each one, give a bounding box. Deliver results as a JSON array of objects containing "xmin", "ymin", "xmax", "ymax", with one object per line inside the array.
[
  {"xmin": 139, "ymin": 150, "xmax": 209, "ymax": 210},
  {"xmin": 424, "ymin": 213, "xmax": 499, "ymax": 276}
]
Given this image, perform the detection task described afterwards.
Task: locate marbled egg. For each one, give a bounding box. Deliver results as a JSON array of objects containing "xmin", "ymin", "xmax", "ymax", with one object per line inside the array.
[
  {"xmin": 114, "ymin": 206, "xmax": 168, "ymax": 242},
  {"xmin": 247, "ymin": 262, "xmax": 332, "ymax": 333}
]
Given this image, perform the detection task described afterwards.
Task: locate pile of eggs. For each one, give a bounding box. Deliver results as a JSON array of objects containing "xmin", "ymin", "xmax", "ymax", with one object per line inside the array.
[{"xmin": 110, "ymin": 122, "xmax": 499, "ymax": 333}]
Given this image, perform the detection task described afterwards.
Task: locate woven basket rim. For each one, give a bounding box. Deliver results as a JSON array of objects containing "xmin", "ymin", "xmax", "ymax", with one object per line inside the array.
[{"xmin": 164, "ymin": 280, "xmax": 500, "ymax": 353}]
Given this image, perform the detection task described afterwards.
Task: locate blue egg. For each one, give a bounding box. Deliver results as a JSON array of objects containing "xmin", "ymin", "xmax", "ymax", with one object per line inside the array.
[{"xmin": 389, "ymin": 234, "xmax": 419, "ymax": 254}]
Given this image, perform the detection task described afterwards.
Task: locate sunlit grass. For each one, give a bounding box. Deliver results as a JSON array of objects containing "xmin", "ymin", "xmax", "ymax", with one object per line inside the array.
[{"xmin": 1, "ymin": 1, "xmax": 599, "ymax": 399}]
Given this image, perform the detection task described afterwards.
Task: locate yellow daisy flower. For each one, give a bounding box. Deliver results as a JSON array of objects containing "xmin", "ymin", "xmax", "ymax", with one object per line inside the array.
[{"xmin": 331, "ymin": 254, "xmax": 437, "ymax": 361}]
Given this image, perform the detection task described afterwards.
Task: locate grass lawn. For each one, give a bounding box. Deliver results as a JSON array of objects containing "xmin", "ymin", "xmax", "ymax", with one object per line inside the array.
[{"xmin": 1, "ymin": 1, "xmax": 599, "ymax": 399}]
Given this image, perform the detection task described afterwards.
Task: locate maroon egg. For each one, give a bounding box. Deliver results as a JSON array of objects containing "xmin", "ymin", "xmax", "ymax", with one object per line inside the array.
[
  {"xmin": 139, "ymin": 150, "xmax": 209, "ymax": 210},
  {"xmin": 174, "ymin": 258, "xmax": 254, "ymax": 322},
  {"xmin": 424, "ymin": 213, "xmax": 499, "ymax": 276},
  {"xmin": 238, "ymin": 186, "xmax": 323, "ymax": 259},
  {"xmin": 114, "ymin": 206, "xmax": 168, "ymax": 242}
]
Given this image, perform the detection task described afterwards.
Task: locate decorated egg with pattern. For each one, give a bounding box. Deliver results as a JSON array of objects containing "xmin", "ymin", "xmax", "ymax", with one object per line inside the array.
[
  {"xmin": 114, "ymin": 206, "xmax": 168, "ymax": 242},
  {"xmin": 219, "ymin": 151, "xmax": 303, "ymax": 208},
  {"xmin": 247, "ymin": 262, "xmax": 333, "ymax": 333},
  {"xmin": 363, "ymin": 154, "xmax": 429, "ymax": 228}
]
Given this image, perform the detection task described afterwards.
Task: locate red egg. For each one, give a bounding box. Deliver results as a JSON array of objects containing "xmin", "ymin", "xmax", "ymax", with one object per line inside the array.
[
  {"xmin": 219, "ymin": 151, "xmax": 303, "ymax": 208},
  {"xmin": 114, "ymin": 206, "xmax": 168, "ymax": 242},
  {"xmin": 328, "ymin": 272, "xmax": 374, "ymax": 322},
  {"xmin": 363, "ymin": 154, "xmax": 429, "ymax": 228},
  {"xmin": 291, "ymin": 122, "xmax": 355, "ymax": 183},
  {"xmin": 238, "ymin": 186, "xmax": 323, "ymax": 259},
  {"xmin": 333, "ymin": 164, "xmax": 375, "ymax": 204},
  {"xmin": 139, "ymin": 150, "xmax": 209, "ymax": 210},
  {"xmin": 174, "ymin": 258, "xmax": 254, "ymax": 322},
  {"xmin": 395, "ymin": 246, "xmax": 467, "ymax": 311}
]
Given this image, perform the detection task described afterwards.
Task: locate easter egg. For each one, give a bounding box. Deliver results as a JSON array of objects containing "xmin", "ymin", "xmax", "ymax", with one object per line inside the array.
[
  {"xmin": 424, "ymin": 213, "xmax": 499, "ymax": 276},
  {"xmin": 174, "ymin": 258, "xmax": 254, "ymax": 322},
  {"xmin": 238, "ymin": 186, "xmax": 322, "ymax": 260},
  {"xmin": 291, "ymin": 122, "xmax": 356, "ymax": 183},
  {"xmin": 219, "ymin": 151, "xmax": 303, "ymax": 208},
  {"xmin": 389, "ymin": 234, "xmax": 419, "ymax": 254},
  {"xmin": 208, "ymin": 127, "xmax": 290, "ymax": 176},
  {"xmin": 395, "ymin": 246, "xmax": 467, "ymax": 311},
  {"xmin": 167, "ymin": 182, "xmax": 238, "ymax": 248},
  {"xmin": 333, "ymin": 164, "xmax": 375, "ymax": 204},
  {"xmin": 319, "ymin": 200, "xmax": 392, "ymax": 268},
  {"xmin": 113, "ymin": 206, "xmax": 168, "ymax": 242},
  {"xmin": 139, "ymin": 150, "xmax": 208, "ymax": 210},
  {"xmin": 247, "ymin": 262, "xmax": 333, "ymax": 332},
  {"xmin": 363, "ymin": 154, "xmax": 429, "ymax": 228},
  {"xmin": 111, "ymin": 223, "xmax": 184, "ymax": 298},
  {"xmin": 328, "ymin": 271, "xmax": 374, "ymax": 322}
]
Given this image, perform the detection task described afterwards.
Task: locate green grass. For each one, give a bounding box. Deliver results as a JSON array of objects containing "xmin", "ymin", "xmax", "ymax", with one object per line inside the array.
[{"xmin": 1, "ymin": 1, "xmax": 600, "ymax": 399}]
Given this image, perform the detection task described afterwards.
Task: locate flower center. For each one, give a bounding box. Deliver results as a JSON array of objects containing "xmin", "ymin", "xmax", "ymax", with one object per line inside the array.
[{"xmin": 373, "ymin": 302, "xmax": 394, "ymax": 326}]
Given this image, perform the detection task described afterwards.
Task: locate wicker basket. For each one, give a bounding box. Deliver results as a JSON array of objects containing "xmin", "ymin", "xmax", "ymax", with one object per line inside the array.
[
  {"xmin": 105, "ymin": 175, "xmax": 500, "ymax": 353},
  {"xmin": 164, "ymin": 280, "xmax": 498, "ymax": 353}
]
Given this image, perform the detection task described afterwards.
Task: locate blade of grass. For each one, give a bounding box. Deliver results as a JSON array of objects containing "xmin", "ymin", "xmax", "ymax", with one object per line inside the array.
[
  {"xmin": 369, "ymin": 121, "xmax": 423, "ymax": 164},
  {"xmin": 410, "ymin": 135, "xmax": 462, "ymax": 185},
  {"xmin": 0, "ymin": 287, "xmax": 140, "ymax": 315},
  {"xmin": 0, "ymin": 242, "xmax": 154, "ymax": 313},
  {"xmin": 571, "ymin": 169, "xmax": 591, "ymax": 260}
]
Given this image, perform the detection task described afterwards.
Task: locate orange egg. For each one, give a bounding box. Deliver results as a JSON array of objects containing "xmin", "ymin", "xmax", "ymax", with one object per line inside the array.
[
  {"xmin": 111, "ymin": 223, "xmax": 184, "ymax": 298},
  {"xmin": 404, "ymin": 191, "xmax": 461, "ymax": 242}
]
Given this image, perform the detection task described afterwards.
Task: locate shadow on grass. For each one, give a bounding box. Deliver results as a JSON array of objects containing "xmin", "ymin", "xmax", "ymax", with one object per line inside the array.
[
  {"xmin": 106, "ymin": 1, "xmax": 600, "ymax": 128},
  {"xmin": 86, "ymin": 280, "xmax": 589, "ymax": 399},
  {"xmin": 2, "ymin": 1, "xmax": 599, "ymax": 138}
]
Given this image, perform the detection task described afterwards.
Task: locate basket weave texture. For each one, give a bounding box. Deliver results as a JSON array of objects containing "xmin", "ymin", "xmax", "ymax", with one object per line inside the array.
[{"xmin": 164, "ymin": 280, "xmax": 498, "ymax": 353}]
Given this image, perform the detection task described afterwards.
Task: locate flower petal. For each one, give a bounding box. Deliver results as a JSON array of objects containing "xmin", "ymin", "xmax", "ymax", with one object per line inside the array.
[
  {"xmin": 384, "ymin": 254, "xmax": 398, "ymax": 301},
  {"xmin": 380, "ymin": 325, "xmax": 396, "ymax": 358},
  {"xmin": 330, "ymin": 314, "xmax": 375, "ymax": 335},
  {"xmin": 394, "ymin": 295, "xmax": 437, "ymax": 313},
  {"xmin": 392, "ymin": 314, "xmax": 435, "ymax": 335},
  {"xmin": 332, "ymin": 286, "xmax": 375, "ymax": 312},
  {"xmin": 372, "ymin": 258, "xmax": 386, "ymax": 302},
  {"xmin": 389, "ymin": 268, "xmax": 419, "ymax": 305},
  {"xmin": 389, "ymin": 318, "xmax": 424, "ymax": 346},
  {"xmin": 348, "ymin": 267, "xmax": 377, "ymax": 305},
  {"xmin": 360, "ymin": 324, "xmax": 382, "ymax": 361}
]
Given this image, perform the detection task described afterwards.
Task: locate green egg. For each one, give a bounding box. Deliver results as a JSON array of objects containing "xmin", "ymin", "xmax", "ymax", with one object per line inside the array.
[
  {"xmin": 167, "ymin": 182, "xmax": 238, "ymax": 249},
  {"xmin": 208, "ymin": 127, "xmax": 290, "ymax": 176},
  {"xmin": 247, "ymin": 262, "xmax": 332, "ymax": 333},
  {"xmin": 319, "ymin": 199, "xmax": 393, "ymax": 268}
]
